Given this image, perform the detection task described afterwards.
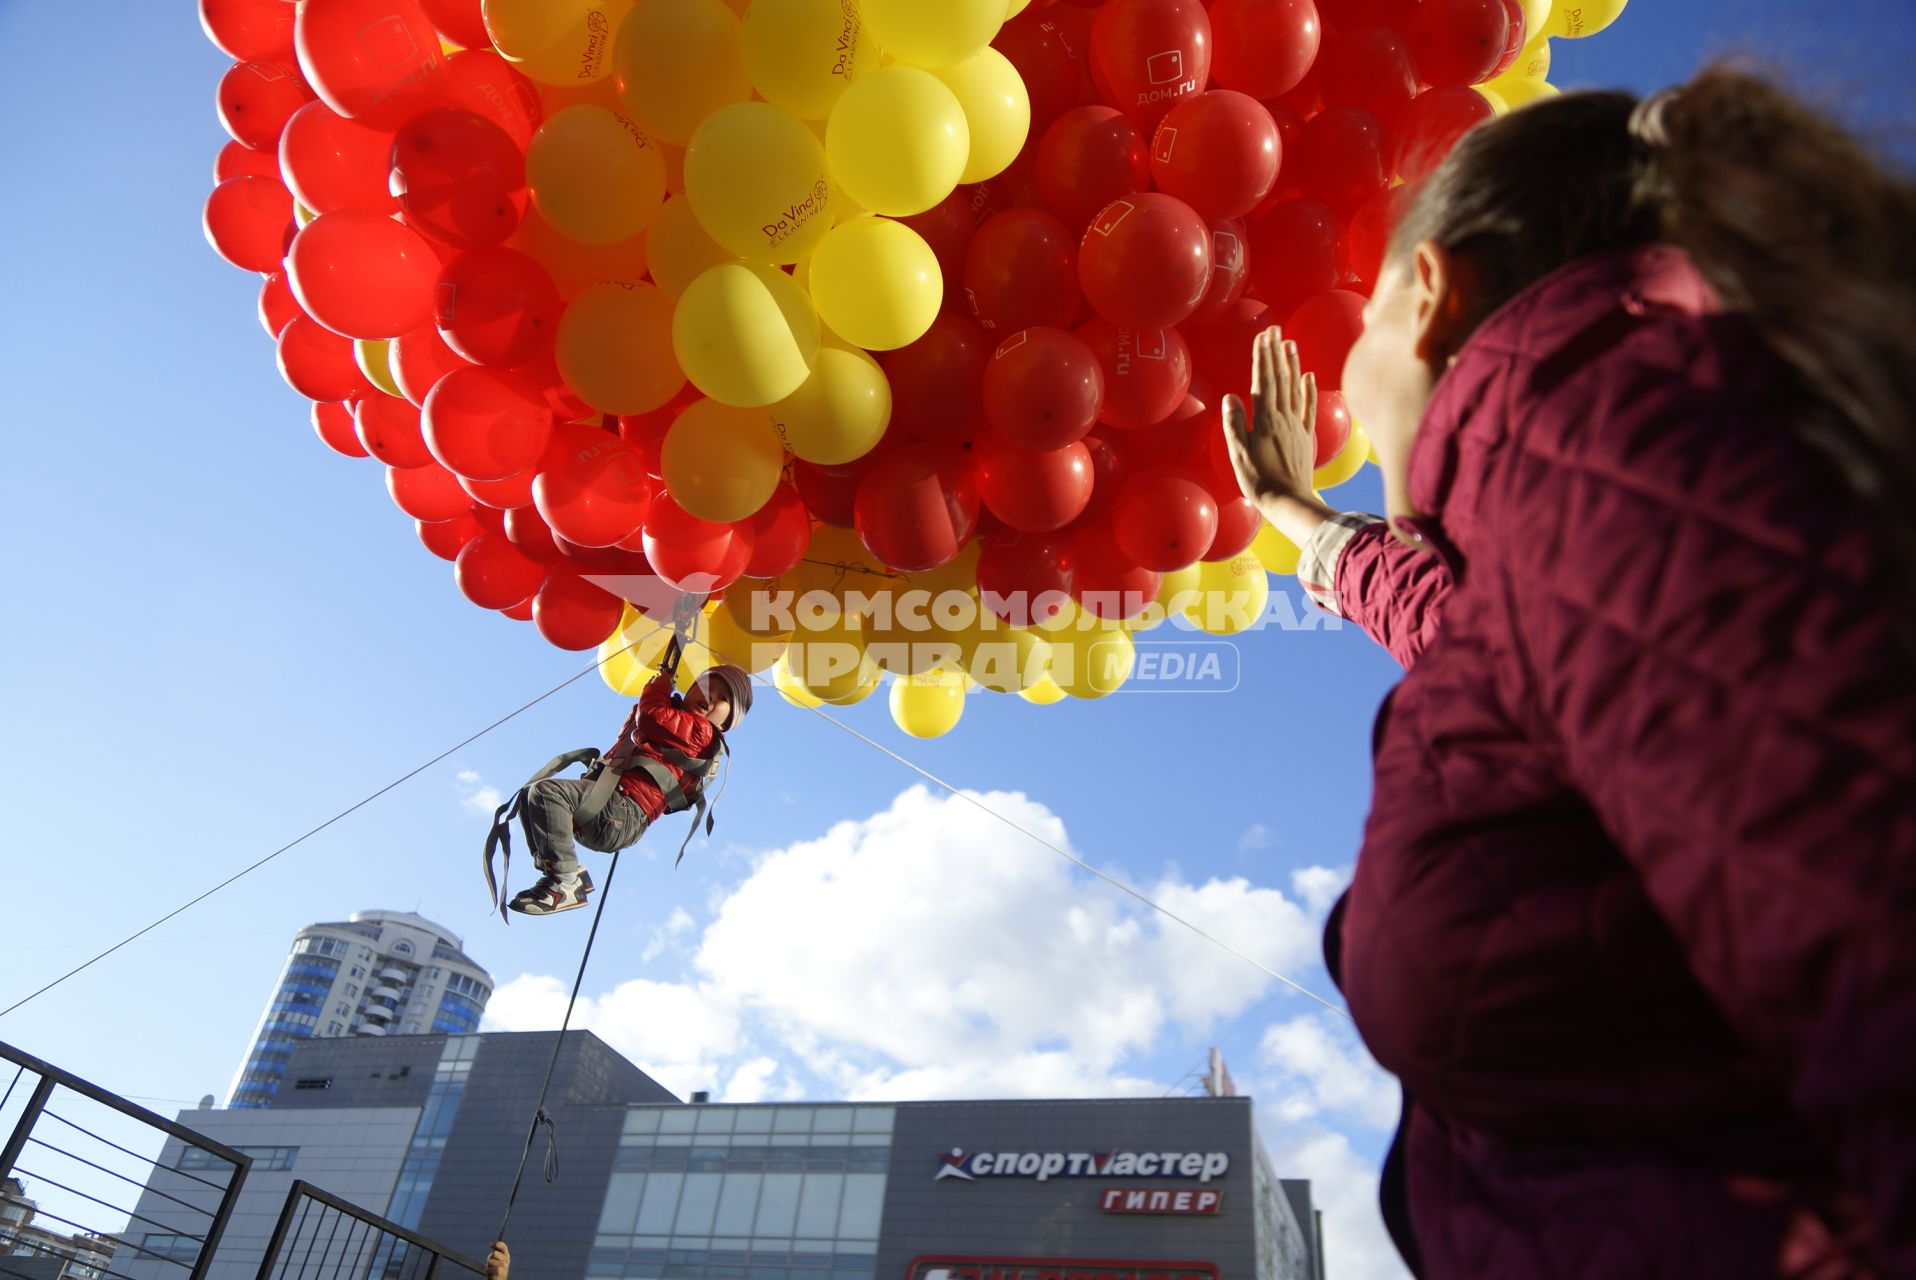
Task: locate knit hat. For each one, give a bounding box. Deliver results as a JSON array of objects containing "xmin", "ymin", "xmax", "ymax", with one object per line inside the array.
[{"xmin": 697, "ymin": 664, "xmax": 753, "ymax": 731}]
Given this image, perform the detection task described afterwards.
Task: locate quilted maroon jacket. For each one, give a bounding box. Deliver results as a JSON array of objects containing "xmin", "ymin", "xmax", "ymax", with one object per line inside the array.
[{"xmin": 1308, "ymin": 245, "xmax": 1916, "ymax": 1278}]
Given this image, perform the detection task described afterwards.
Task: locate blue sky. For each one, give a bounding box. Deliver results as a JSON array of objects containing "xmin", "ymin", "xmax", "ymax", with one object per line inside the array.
[{"xmin": 0, "ymin": 2, "xmax": 1909, "ymax": 1276}]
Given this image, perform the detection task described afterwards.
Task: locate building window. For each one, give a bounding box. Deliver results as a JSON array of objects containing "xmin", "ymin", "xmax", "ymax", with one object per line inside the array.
[
  {"xmin": 181, "ymin": 1146, "xmax": 297, "ymax": 1172},
  {"xmin": 327, "ymin": 1022, "xmax": 343, "ymax": 1035},
  {"xmin": 293, "ymin": 1077, "xmax": 332, "ymax": 1091},
  {"xmin": 392, "ymin": 940, "xmax": 414, "ymax": 956},
  {"xmin": 140, "ymin": 1234, "xmax": 202, "ymax": 1263}
]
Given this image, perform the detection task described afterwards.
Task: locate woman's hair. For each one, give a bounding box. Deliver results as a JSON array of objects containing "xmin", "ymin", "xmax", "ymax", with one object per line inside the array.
[{"xmin": 1388, "ymin": 68, "xmax": 1916, "ymax": 594}]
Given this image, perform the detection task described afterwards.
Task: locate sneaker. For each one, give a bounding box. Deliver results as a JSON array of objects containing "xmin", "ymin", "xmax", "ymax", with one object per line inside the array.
[{"xmin": 507, "ymin": 869, "xmax": 594, "ymax": 916}]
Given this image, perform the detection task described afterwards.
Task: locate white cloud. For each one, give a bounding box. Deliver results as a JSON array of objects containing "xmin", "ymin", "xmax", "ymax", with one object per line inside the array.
[
  {"xmin": 456, "ymin": 768, "xmax": 503, "ymax": 814},
  {"xmin": 1261, "ymin": 1121, "xmax": 1411, "ymax": 1280},
  {"xmin": 1291, "ymin": 865, "xmax": 1351, "ymax": 915},
  {"xmin": 641, "ymin": 906, "xmax": 696, "ymax": 963},
  {"xmin": 722, "ymin": 1056, "xmax": 781, "ymax": 1103},
  {"xmin": 481, "ymin": 972, "xmax": 740, "ymax": 1100},
  {"xmin": 1258, "ymin": 1014, "xmax": 1399, "ymax": 1131},
  {"xmin": 1238, "ymin": 822, "xmax": 1275, "ymax": 852}
]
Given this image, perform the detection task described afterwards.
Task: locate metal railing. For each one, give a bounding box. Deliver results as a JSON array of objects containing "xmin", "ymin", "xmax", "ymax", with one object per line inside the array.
[
  {"xmin": 0, "ymin": 1038, "xmax": 250, "ymax": 1280},
  {"xmin": 255, "ymin": 1183, "xmax": 484, "ymax": 1280}
]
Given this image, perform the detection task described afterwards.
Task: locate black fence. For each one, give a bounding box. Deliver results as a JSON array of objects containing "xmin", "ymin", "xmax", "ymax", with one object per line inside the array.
[
  {"xmin": 0, "ymin": 1038, "xmax": 250, "ymax": 1280},
  {"xmin": 256, "ymin": 1182, "xmax": 485, "ymax": 1280}
]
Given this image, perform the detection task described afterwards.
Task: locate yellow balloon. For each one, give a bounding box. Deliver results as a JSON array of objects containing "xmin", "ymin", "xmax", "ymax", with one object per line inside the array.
[
  {"xmin": 1052, "ymin": 622, "xmax": 1135, "ymax": 700},
  {"xmin": 1019, "ymin": 674, "xmax": 1066, "ymax": 705},
  {"xmin": 808, "ymin": 216, "xmax": 943, "ymax": 350},
  {"xmin": 1494, "ymin": 35, "xmax": 1551, "ymax": 83},
  {"xmin": 598, "ymin": 640, "xmax": 650, "ymax": 696},
  {"xmin": 1152, "ymin": 564, "xmax": 1202, "ymax": 628},
  {"xmin": 1474, "ymin": 85, "xmax": 1510, "ymax": 116},
  {"xmin": 860, "ymin": 0, "xmax": 1006, "ymax": 68},
  {"xmin": 862, "ymin": 589, "xmax": 965, "ymax": 675},
  {"xmin": 615, "ymin": 0, "xmax": 753, "ymax": 145},
  {"xmin": 773, "ymin": 652, "xmax": 825, "ymax": 707},
  {"xmin": 1006, "ymin": 0, "xmax": 1031, "ymax": 14},
  {"xmin": 710, "ymin": 599, "xmax": 790, "ymax": 672},
  {"xmin": 483, "ymin": 0, "xmax": 633, "ymax": 85},
  {"xmin": 890, "ymin": 669, "xmax": 966, "ymax": 738},
  {"xmin": 510, "ymin": 208, "xmax": 650, "ymax": 300},
  {"xmin": 932, "ymin": 49, "xmax": 1029, "ymax": 184},
  {"xmin": 724, "ymin": 574, "xmax": 803, "ymax": 638},
  {"xmin": 826, "ymin": 67, "xmax": 970, "ymax": 216},
  {"xmin": 741, "ymin": 0, "xmax": 880, "ymax": 120},
  {"xmin": 1518, "ymin": 0, "xmax": 1551, "ymax": 39},
  {"xmin": 1251, "ymin": 523, "xmax": 1302, "ymax": 576},
  {"xmin": 661, "ymin": 398, "xmax": 785, "ymax": 521},
  {"xmin": 794, "ymin": 524, "xmax": 898, "ymax": 616},
  {"xmin": 769, "ymin": 340, "xmax": 892, "ymax": 465},
  {"xmin": 1192, "ymin": 554, "xmax": 1270, "ymax": 636},
  {"xmin": 789, "ymin": 611, "xmax": 877, "ymax": 702},
  {"xmin": 526, "ymin": 106, "xmax": 667, "ymax": 246},
  {"xmin": 967, "ymin": 624, "xmax": 1051, "ymax": 693},
  {"xmin": 555, "ymin": 280, "xmax": 686, "ymax": 414},
  {"xmin": 646, "ymin": 196, "xmax": 737, "ymax": 299},
  {"xmin": 294, "ymin": 201, "xmax": 315, "ymax": 227},
  {"xmin": 1547, "ymin": 0, "xmax": 1626, "ymax": 38},
  {"xmin": 673, "ymin": 262, "xmax": 823, "ymax": 406},
  {"xmin": 537, "ymin": 75, "xmax": 623, "ymax": 116},
  {"xmin": 827, "ymin": 658, "xmax": 883, "ymax": 705},
  {"xmin": 685, "ymin": 102, "xmax": 838, "ymax": 264},
  {"xmin": 354, "ymin": 338, "xmax": 402, "ymax": 398},
  {"xmin": 1313, "ymin": 422, "xmax": 1371, "ymax": 489},
  {"xmin": 914, "ymin": 539, "xmax": 981, "ymax": 599},
  {"xmin": 1498, "ymin": 77, "xmax": 1561, "ymax": 109}
]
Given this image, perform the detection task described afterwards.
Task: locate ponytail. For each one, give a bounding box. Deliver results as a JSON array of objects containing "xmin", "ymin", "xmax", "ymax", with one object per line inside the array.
[{"xmin": 1389, "ymin": 67, "xmax": 1916, "ymax": 599}]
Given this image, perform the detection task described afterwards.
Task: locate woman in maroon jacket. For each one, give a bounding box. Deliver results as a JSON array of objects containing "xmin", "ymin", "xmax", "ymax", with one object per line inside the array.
[{"xmin": 1226, "ymin": 70, "xmax": 1916, "ymax": 1278}]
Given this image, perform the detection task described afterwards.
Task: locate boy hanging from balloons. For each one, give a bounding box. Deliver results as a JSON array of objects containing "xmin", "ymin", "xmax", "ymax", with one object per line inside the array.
[{"xmin": 484, "ymin": 613, "xmax": 754, "ymax": 917}]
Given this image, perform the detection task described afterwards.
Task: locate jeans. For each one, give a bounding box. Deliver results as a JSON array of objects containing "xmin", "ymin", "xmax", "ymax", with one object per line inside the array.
[{"xmin": 521, "ymin": 778, "xmax": 649, "ymax": 877}]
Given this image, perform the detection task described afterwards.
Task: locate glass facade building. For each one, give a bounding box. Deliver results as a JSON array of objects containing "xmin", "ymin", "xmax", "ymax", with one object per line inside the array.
[{"xmin": 227, "ymin": 911, "xmax": 494, "ymax": 1109}]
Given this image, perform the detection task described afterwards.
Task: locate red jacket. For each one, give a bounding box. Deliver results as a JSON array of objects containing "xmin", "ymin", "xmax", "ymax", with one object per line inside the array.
[
  {"xmin": 610, "ymin": 673, "xmax": 719, "ymax": 820},
  {"xmin": 1307, "ymin": 246, "xmax": 1916, "ymax": 1278}
]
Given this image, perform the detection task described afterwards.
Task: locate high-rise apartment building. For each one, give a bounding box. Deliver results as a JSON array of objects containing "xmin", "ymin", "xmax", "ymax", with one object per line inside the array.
[{"xmin": 226, "ymin": 911, "xmax": 493, "ymax": 1109}]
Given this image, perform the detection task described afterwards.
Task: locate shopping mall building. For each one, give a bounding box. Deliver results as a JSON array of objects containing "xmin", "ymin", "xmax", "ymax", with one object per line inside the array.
[{"xmin": 119, "ymin": 1032, "xmax": 1325, "ymax": 1280}]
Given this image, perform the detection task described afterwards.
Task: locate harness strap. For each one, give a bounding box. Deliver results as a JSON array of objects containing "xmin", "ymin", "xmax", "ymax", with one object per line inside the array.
[{"xmin": 482, "ymin": 747, "xmax": 603, "ymax": 924}]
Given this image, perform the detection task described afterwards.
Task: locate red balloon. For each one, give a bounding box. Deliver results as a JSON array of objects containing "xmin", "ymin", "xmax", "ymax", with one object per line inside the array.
[
  {"xmin": 900, "ymin": 190, "xmax": 979, "ymax": 305},
  {"xmin": 1287, "ymin": 288, "xmax": 1367, "ymax": 389},
  {"xmin": 259, "ymin": 271, "xmax": 302, "ymax": 338},
  {"xmin": 387, "ymin": 459, "xmax": 471, "ymax": 521},
  {"xmin": 434, "ymin": 247, "xmax": 562, "ymax": 366},
  {"xmin": 977, "ymin": 530, "xmax": 1078, "ymax": 625},
  {"xmin": 993, "ymin": 8, "xmax": 1084, "ymax": 135},
  {"xmin": 461, "ymin": 467, "xmax": 537, "ymax": 509},
  {"xmin": 983, "ymin": 327, "xmax": 1104, "ymax": 450},
  {"xmin": 880, "ymin": 314, "xmax": 992, "ymax": 445},
  {"xmin": 287, "ymin": 209, "xmax": 439, "ymax": 338},
  {"xmin": 565, "ymin": 533, "xmax": 658, "ymax": 573},
  {"xmin": 1036, "ymin": 106, "xmax": 1152, "ymax": 231},
  {"xmin": 278, "ymin": 100, "xmax": 397, "ymax": 216},
  {"xmin": 1393, "ymin": 85, "xmax": 1497, "ymax": 183},
  {"xmin": 500, "ymin": 596, "xmax": 535, "ymax": 621},
  {"xmin": 391, "ymin": 321, "xmax": 473, "ymax": 406},
  {"xmin": 392, "ymin": 107, "xmax": 528, "ymax": 249},
  {"xmin": 743, "ymin": 482, "xmax": 811, "ymax": 578},
  {"xmin": 1080, "ymin": 193, "xmax": 1212, "ymax": 329},
  {"xmin": 277, "ymin": 314, "xmax": 371, "ymax": 400},
  {"xmin": 216, "ymin": 139, "xmax": 283, "ymax": 183},
  {"xmin": 419, "ymin": 508, "xmax": 485, "ymax": 560},
  {"xmin": 1208, "ymin": 0, "xmax": 1320, "ymax": 101},
  {"xmin": 1246, "ymin": 198, "xmax": 1340, "ymax": 318},
  {"xmin": 1184, "ymin": 296, "xmax": 1271, "ymax": 401},
  {"xmin": 642, "ymin": 494, "xmax": 751, "ymax": 594},
  {"xmin": 354, "ymin": 393, "xmax": 435, "ymax": 467},
  {"xmin": 204, "ymin": 174, "xmax": 293, "ymax": 272},
  {"xmin": 1090, "ymin": 0, "xmax": 1212, "ymax": 132},
  {"xmin": 1149, "ymin": 91, "xmax": 1280, "ymax": 221},
  {"xmin": 1071, "ymin": 523, "xmax": 1162, "ymax": 619},
  {"xmin": 1319, "ymin": 26, "xmax": 1420, "ymax": 127},
  {"xmin": 1341, "ymin": 187, "xmax": 1399, "ymax": 291},
  {"xmin": 442, "ymin": 49, "xmax": 544, "ymax": 149},
  {"xmin": 218, "ymin": 60, "xmax": 314, "ymax": 152},
  {"xmin": 312, "ymin": 401, "xmax": 369, "ymax": 458},
  {"xmin": 1190, "ymin": 216, "xmax": 1250, "ymax": 323},
  {"xmin": 200, "ymin": 0, "xmax": 296, "ymax": 62},
  {"xmin": 975, "ymin": 433, "xmax": 1095, "ymax": 532},
  {"xmin": 964, "ymin": 208, "xmax": 1083, "ymax": 335},
  {"xmin": 1075, "ymin": 318, "xmax": 1192, "ymax": 429},
  {"xmin": 295, "ymin": 0, "xmax": 449, "ymax": 129},
  {"xmin": 793, "ymin": 458, "xmax": 866, "ymax": 527},
  {"xmin": 853, "ymin": 444, "xmax": 981, "ymax": 572},
  {"xmin": 1079, "ymin": 425, "xmax": 1131, "ymax": 521},
  {"xmin": 532, "ymin": 572, "xmax": 623, "ymax": 650},
  {"xmin": 1314, "ymin": 387, "xmax": 1354, "ymax": 467},
  {"xmin": 1489, "ymin": 0, "xmax": 1528, "ymax": 79},
  {"xmin": 455, "ymin": 531, "xmax": 547, "ymax": 607},
  {"xmin": 1408, "ymin": 0, "xmax": 1511, "ymax": 87},
  {"xmin": 419, "ymin": 0, "xmax": 491, "ymax": 50},
  {"xmin": 1317, "ymin": 0, "xmax": 1416, "ymax": 24},
  {"xmin": 1206, "ymin": 495, "xmax": 1262, "ymax": 558},
  {"xmin": 619, "ymin": 384, "xmax": 703, "ymax": 478},
  {"xmin": 533, "ymin": 423, "xmax": 653, "ymax": 547},
  {"xmin": 1113, "ymin": 467, "xmax": 1217, "ymax": 570},
  {"xmin": 1290, "ymin": 106, "xmax": 1388, "ymax": 220},
  {"xmin": 506, "ymin": 503, "xmax": 563, "ymax": 563},
  {"xmin": 424, "ymin": 365, "xmax": 555, "ymax": 479},
  {"xmin": 1117, "ymin": 383, "xmax": 1211, "ymax": 468}
]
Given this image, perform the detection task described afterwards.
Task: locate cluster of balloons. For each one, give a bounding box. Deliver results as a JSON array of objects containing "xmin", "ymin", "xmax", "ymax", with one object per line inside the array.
[{"xmin": 201, "ymin": 0, "xmax": 1623, "ymax": 738}]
